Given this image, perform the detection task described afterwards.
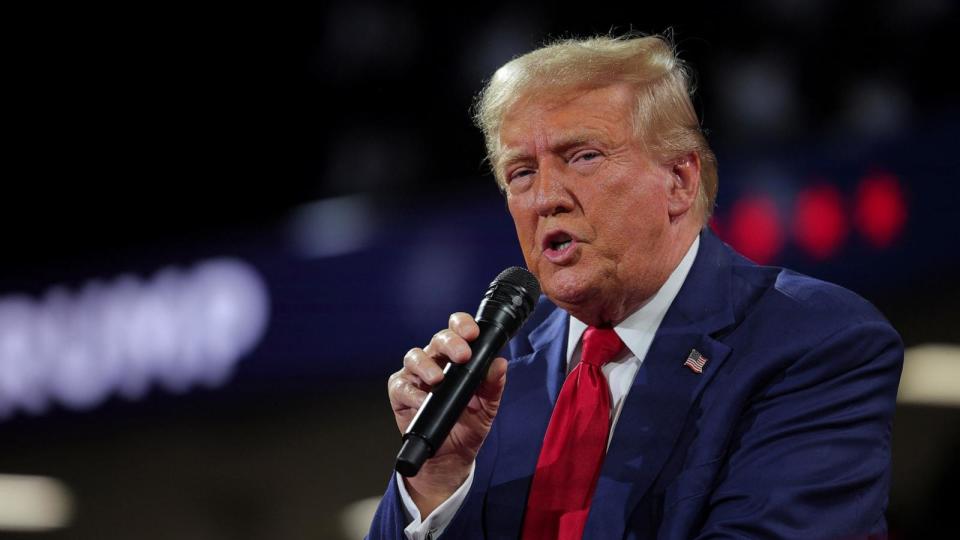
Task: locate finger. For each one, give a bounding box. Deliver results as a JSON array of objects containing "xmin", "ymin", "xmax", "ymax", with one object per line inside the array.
[
  {"xmin": 486, "ymin": 356, "xmax": 508, "ymax": 384},
  {"xmin": 475, "ymin": 356, "xmax": 508, "ymax": 402},
  {"xmin": 466, "ymin": 358, "xmax": 508, "ymax": 413},
  {"xmin": 388, "ymin": 371, "xmax": 428, "ymax": 411},
  {"xmin": 403, "ymin": 347, "xmax": 444, "ymax": 385},
  {"xmin": 449, "ymin": 312, "xmax": 480, "ymax": 341},
  {"xmin": 424, "ymin": 329, "xmax": 472, "ymax": 365}
]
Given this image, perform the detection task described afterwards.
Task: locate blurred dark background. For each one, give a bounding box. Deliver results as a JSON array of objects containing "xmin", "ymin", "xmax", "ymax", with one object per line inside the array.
[{"xmin": 1, "ymin": 1, "xmax": 958, "ymax": 538}]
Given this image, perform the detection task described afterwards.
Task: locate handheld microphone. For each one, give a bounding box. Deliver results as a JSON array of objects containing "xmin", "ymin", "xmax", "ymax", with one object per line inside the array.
[{"xmin": 395, "ymin": 266, "xmax": 540, "ymax": 477}]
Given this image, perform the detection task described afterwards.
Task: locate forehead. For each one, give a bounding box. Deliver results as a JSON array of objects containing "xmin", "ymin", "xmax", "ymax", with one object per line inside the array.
[{"xmin": 497, "ymin": 84, "xmax": 636, "ymax": 155}]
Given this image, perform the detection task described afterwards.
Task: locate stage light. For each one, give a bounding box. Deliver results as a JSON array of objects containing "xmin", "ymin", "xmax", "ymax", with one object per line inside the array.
[
  {"xmin": 0, "ymin": 474, "xmax": 73, "ymax": 531},
  {"xmin": 718, "ymin": 55, "xmax": 797, "ymax": 139},
  {"xmin": 288, "ymin": 194, "xmax": 377, "ymax": 258},
  {"xmin": 793, "ymin": 183, "xmax": 848, "ymax": 260},
  {"xmin": 854, "ymin": 171, "xmax": 907, "ymax": 249},
  {"xmin": 340, "ymin": 495, "xmax": 382, "ymax": 539},
  {"xmin": 899, "ymin": 344, "xmax": 960, "ymax": 407},
  {"xmin": 725, "ymin": 195, "xmax": 784, "ymax": 264}
]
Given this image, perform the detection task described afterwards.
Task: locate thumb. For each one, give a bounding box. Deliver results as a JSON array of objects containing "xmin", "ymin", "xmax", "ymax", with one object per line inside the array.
[{"xmin": 475, "ymin": 357, "xmax": 508, "ymax": 403}]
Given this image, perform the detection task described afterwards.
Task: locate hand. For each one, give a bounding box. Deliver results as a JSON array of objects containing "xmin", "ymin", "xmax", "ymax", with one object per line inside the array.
[{"xmin": 388, "ymin": 312, "xmax": 508, "ymax": 517}]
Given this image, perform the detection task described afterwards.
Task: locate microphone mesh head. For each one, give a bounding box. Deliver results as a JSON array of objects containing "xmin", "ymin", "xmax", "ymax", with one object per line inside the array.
[{"xmin": 494, "ymin": 266, "xmax": 541, "ymax": 302}]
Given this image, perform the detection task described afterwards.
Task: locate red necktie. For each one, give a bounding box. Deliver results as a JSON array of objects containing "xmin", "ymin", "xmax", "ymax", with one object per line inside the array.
[{"xmin": 521, "ymin": 326, "xmax": 625, "ymax": 540}]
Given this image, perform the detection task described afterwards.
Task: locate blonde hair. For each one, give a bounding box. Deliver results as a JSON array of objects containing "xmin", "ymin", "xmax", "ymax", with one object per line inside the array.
[{"xmin": 473, "ymin": 34, "xmax": 718, "ymax": 221}]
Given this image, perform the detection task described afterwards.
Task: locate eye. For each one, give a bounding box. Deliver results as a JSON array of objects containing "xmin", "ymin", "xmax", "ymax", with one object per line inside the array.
[
  {"xmin": 507, "ymin": 167, "xmax": 535, "ymax": 183},
  {"xmin": 571, "ymin": 149, "xmax": 602, "ymax": 163}
]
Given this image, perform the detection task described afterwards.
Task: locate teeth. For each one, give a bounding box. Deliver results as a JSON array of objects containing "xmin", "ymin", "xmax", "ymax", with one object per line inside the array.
[{"xmin": 553, "ymin": 240, "xmax": 571, "ymax": 251}]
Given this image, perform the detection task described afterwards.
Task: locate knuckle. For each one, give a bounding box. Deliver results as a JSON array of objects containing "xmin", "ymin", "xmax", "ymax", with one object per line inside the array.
[
  {"xmin": 439, "ymin": 329, "xmax": 469, "ymax": 357},
  {"xmin": 429, "ymin": 331, "xmax": 452, "ymax": 354},
  {"xmin": 432, "ymin": 329, "xmax": 449, "ymax": 344},
  {"xmin": 450, "ymin": 312, "xmax": 478, "ymax": 338},
  {"xmin": 403, "ymin": 348, "xmax": 422, "ymax": 368},
  {"xmin": 393, "ymin": 383, "xmax": 417, "ymax": 405},
  {"xmin": 389, "ymin": 371, "xmax": 413, "ymax": 390},
  {"xmin": 438, "ymin": 329, "xmax": 458, "ymax": 345}
]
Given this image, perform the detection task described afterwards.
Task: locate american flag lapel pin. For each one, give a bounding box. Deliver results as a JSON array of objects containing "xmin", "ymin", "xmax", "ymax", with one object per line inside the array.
[{"xmin": 683, "ymin": 349, "xmax": 708, "ymax": 374}]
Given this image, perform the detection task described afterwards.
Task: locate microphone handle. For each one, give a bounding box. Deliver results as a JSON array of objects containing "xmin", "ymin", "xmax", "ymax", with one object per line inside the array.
[{"xmin": 395, "ymin": 319, "xmax": 508, "ymax": 477}]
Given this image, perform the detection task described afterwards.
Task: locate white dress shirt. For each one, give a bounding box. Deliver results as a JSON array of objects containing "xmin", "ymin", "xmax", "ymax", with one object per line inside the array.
[{"xmin": 398, "ymin": 236, "xmax": 701, "ymax": 540}]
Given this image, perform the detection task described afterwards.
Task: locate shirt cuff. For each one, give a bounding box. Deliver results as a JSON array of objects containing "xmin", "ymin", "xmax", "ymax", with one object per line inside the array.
[{"xmin": 398, "ymin": 461, "xmax": 476, "ymax": 540}]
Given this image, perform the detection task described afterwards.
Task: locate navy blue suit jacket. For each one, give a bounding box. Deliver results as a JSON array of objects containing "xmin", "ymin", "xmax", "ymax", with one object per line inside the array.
[{"xmin": 369, "ymin": 230, "xmax": 903, "ymax": 539}]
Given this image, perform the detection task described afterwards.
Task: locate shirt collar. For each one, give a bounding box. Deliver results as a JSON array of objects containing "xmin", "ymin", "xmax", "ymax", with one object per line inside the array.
[{"xmin": 566, "ymin": 235, "xmax": 700, "ymax": 364}]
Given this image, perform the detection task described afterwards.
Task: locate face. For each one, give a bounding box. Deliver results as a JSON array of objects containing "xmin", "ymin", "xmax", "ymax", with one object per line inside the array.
[{"xmin": 498, "ymin": 84, "xmax": 695, "ymax": 325}]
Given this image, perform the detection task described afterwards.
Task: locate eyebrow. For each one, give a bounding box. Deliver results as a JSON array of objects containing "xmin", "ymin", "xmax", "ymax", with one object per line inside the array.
[{"xmin": 497, "ymin": 131, "xmax": 606, "ymax": 172}]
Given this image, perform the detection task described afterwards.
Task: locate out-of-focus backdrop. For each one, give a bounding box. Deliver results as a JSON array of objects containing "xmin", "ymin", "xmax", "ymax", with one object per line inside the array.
[{"xmin": 2, "ymin": 2, "xmax": 958, "ymax": 538}]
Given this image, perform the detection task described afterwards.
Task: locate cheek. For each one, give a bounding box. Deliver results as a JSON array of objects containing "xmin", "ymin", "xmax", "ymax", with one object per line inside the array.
[
  {"xmin": 596, "ymin": 191, "xmax": 667, "ymax": 249},
  {"xmin": 508, "ymin": 204, "xmax": 537, "ymax": 251}
]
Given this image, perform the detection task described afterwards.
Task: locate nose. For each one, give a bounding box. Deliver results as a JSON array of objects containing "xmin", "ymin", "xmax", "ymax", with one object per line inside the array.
[{"xmin": 533, "ymin": 160, "xmax": 574, "ymax": 217}]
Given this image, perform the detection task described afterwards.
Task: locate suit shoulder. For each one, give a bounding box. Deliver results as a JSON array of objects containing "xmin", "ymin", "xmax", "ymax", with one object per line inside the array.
[
  {"xmin": 731, "ymin": 262, "xmax": 897, "ymax": 342},
  {"xmin": 773, "ymin": 269, "xmax": 887, "ymax": 324},
  {"xmin": 723, "ymin": 263, "xmax": 903, "ymax": 385}
]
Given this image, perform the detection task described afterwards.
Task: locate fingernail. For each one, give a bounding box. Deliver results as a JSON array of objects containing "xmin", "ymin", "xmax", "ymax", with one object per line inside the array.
[{"xmin": 428, "ymin": 367, "xmax": 442, "ymax": 381}]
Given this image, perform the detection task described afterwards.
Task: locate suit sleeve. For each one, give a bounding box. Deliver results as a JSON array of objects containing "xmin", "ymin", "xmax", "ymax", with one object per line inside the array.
[
  {"xmin": 366, "ymin": 474, "xmax": 411, "ymax": 540},
  {"xmin": 694, "ymin": 320, "xmax": 903, "ymax": 540},
  {"xmin": 367, "ymin": 430, "xmax": 496, "ymax": 539}
]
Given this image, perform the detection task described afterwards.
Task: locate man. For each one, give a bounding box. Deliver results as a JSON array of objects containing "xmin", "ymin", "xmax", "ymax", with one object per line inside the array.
[{"xmin": 368, "ymin": 35, "xmax": 903, "ymax": 539}]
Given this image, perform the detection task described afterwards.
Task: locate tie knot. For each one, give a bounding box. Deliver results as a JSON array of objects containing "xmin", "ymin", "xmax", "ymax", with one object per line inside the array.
[{"xmin": 580, "ymin": 326, "xmax": 624, "ymax": 367}]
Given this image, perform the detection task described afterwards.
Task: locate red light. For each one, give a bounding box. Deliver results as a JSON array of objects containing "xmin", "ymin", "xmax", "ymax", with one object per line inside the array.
[
  {"xmin": 793, "ymin": 184, "xmax": 848, "ymax": 260},
  {"xmin": 854, "ymin": 171, "xmax": 907, "ymax": 248},
  {"xmin": 726, "ymin": 195, "xmax": 784, "ymax": 264}
]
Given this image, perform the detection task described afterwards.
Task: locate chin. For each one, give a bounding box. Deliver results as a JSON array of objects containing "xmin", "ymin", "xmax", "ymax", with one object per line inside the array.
[{"xmin": 541, "ymin": 269, "xmax": 597, "ymax": 311}]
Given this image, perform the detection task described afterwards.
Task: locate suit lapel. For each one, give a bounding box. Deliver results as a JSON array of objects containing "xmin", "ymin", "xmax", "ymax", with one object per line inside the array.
[
  {"xmin": 483, "ymin": 306, "xmax": 568, "ymax": 533},
  {"xmin": 584, "ymin": 230, "xmax": 737, "ymax": 539}
]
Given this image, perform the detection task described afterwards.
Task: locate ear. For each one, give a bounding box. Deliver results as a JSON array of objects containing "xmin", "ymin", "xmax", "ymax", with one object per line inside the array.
[{"xmin": 666, "ymin": 152, "xmax": 702, "ymax": 220}]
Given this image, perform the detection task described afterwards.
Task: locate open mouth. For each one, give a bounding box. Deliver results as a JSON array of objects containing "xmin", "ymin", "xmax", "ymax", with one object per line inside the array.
[
  {"xmin": 551, "ymin": 236, "xmax": 572, "ymax": 251},
  {"xmin": 543, "ymin": 231, "xmax": 576, "ymax": 257}
]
